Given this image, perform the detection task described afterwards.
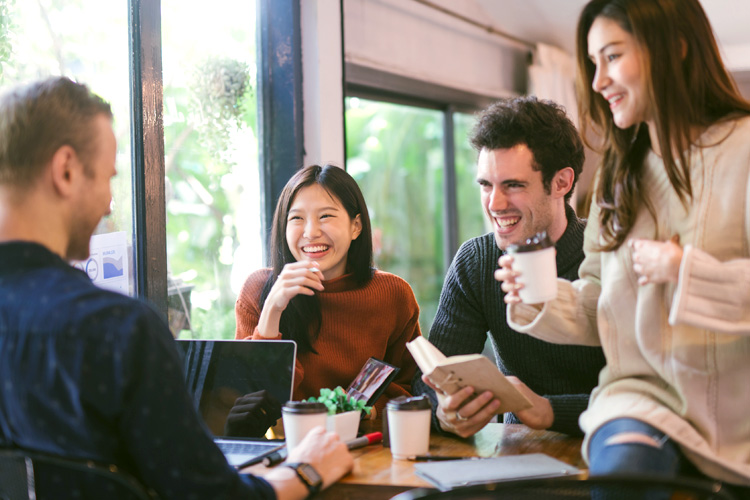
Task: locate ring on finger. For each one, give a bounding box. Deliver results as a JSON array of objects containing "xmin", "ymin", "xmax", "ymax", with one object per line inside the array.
[{"xmin": 455, "ymin": 411, "xmax": 468, "ymax": 422}]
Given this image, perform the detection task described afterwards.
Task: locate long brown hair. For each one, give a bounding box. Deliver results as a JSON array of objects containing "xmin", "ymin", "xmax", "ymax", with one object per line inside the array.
[
  {"xmin": 259, "ymin": 164, "xmax": 374, "ymax": 354},
  {"xmin": 576, "ymin": 0, "xmax": 750, "ymax": 250}
]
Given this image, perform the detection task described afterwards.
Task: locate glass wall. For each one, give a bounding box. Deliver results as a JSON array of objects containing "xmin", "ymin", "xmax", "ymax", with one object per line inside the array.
[
  {"xmin": 345, "ymin": 97, "xmax": 446, "ymax": 334},
  {"xmin": 454, "ymin": 111, "xmax": 489, "ymax": 244},
  {"xmin": 0, "ymin": 0, "xmax": 135, "ymax": 294},
  {"xmin": 161, "ymin": 0, "xmax": 261, "ymax": 339}
]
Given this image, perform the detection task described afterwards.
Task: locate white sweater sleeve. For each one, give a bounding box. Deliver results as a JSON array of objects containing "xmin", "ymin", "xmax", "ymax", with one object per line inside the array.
[
  {"xmin": 508, "ymin": 198, "xmax": 602, "ymax": 346},
  {"xmin": 507, "ymin": 276, "xmax": 602, "ymax": 346}
]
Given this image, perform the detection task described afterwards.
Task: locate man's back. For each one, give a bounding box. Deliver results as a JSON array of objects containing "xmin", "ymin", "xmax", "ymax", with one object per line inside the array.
[{"xmin": 0, "ymin": 241, "xmax": 274, "ymax": 498}]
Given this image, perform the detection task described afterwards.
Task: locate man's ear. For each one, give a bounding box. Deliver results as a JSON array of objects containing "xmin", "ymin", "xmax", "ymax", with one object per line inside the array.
[
  {"xmin": 551, "ymin": 167, "xmax": 575, "ymax": 200},
  {"xmin": 351, "ymin": 214, "xmax": 363, "ymax": 240},
  {"xmin": 49, "ymin": 145, "xmax": 80, "ymax": 197}
]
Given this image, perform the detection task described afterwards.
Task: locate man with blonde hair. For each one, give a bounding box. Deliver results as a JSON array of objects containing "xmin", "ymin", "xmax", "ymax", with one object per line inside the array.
[{"xmin": 0, "ymin": 76, "xmax": 352, "ymax": 499}]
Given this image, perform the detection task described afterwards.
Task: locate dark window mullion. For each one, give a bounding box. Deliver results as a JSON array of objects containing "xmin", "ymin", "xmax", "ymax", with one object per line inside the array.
[
  {"xmin": 257, "ymin": 0, "xmax": 304, "ymax": 265},
  {"xmin": 129, "ymin": 0, "xmax": 167, "ymax": 316}
]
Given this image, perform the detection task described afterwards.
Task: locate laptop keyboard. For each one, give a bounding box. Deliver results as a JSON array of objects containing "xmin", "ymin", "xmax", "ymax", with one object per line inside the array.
[
  {"xmin": 216, "ymin": 440, "xmax": 278, "ymax": 455},
  {"xmin": 214, "ymin": 439, "xmax": 284, "ymax": 467}
]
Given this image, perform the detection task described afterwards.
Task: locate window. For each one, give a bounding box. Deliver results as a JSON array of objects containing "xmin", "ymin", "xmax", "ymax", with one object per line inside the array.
[
  {"xmin": 0, "ymin": 0, "xmax": 135, "ymax": 294},
  {"xmin": 454, "ymin": 111, "xmax": 490, "ymax": 244},
  {"xmin": 1, "ymin": 0, "xmax": 302, "ymax": 338},
  {"xmin": 161, "ymin": 0, "xmax": 261, "ymax": 339},
  {"xmin": 346, "ymin": 97, "xmax": 446, "ymax": 332},
  {"xmin": 344, "ymin": 73, "xmax": 494, "ymax": 334}
]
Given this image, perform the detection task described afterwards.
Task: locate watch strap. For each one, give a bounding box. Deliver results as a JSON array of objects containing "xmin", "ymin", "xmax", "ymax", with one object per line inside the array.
[{"xmin": 284, "ymin": 462, "xmax": 322, "ymax": 498}]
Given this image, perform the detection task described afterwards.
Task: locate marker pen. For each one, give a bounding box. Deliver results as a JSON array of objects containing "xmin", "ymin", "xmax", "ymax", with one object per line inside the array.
[
  {"xmin": 262, "ymin": 447, "xmax": 288, "ymax": 467},
  {"xmin": 346, "ymin": 432, "xmax": 383, "ymax": 450},
  {"xmin": 263, "ymin": 432, "xmax": 383, "ymax": 467}
]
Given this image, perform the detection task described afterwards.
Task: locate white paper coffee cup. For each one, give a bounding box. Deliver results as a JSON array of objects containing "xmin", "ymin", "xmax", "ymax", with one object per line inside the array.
[
  {"xmin": 386, "ymin": 396, "xmax": 431, "ymax": 460},
  {"xmin": 507, "ymin": 232, "xmax": 558, "ymax": 304},
  {"xmin": 282, "ymin": 401, "xmax": 328, "ymax": 452}
]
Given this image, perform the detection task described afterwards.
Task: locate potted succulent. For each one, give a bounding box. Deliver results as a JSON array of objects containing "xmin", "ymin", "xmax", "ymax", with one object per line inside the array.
[{"xmin": 308, "ymin": 387, "xmax": 372, "ymax": 442}]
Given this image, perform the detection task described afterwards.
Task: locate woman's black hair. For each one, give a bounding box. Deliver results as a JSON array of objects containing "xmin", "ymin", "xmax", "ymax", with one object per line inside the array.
[{"xmin": 258, "ymin": 164, "xmax": 374, "ymax": 354}]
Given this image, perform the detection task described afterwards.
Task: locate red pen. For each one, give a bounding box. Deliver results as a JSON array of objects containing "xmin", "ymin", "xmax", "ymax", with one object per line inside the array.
[{"xmin": 346, "ymin": 432, "xmax": 383, "ymax": 450}]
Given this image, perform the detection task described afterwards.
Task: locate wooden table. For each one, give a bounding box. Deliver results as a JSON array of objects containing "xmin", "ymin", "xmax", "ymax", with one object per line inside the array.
[{"xmin": 246, "ymin": 423, "xmax": 585, "ymax": 499}]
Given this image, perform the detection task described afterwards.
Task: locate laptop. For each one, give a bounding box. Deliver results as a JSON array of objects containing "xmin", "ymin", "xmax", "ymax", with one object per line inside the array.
[{"xmin": 175, "ymin": 339, "xmax": 296, "ymax": 467}]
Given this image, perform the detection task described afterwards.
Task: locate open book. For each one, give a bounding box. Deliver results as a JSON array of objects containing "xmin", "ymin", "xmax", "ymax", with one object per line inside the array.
[{"xmin": 407, "ymin": 336, "xmax": 532, "ymax": 414}]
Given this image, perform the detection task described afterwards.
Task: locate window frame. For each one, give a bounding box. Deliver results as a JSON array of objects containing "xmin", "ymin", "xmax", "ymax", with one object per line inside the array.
[
  {"xmin": 130, "ymin": 0, "xmax": 167, "ymax": 314},
  {"xmin": 344, "ymin": 62, "xmax": 495, "ymax": 270},
  {"xmin": 129, "ymin": 0, "xmax": 303, "ymax": 319}
]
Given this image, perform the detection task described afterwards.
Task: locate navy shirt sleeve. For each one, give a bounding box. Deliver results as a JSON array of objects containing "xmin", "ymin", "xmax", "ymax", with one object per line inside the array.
[
  {"xmin": 113, "ymin": 305, "xmax": 276, "ymax": 499},
  {"xmin": 0, "ymin": 241, "xmax": 277, "ymax": 500}
]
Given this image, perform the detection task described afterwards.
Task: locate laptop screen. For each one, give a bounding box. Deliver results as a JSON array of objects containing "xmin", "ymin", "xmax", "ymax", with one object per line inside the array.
[{"xmin": 175, "ymin": 339, "xmax": 296, "ymax": 438}]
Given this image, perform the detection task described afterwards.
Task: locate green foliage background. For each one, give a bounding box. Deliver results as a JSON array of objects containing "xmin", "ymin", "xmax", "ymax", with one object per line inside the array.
[
  {"xmin": 1, "ymin": 1, "xmax": 487, "ymax": 340},
  {"xmin": 161, "ymin": 4, "xmax": 259, "ymax": 339},
  {"xmin": 345, "ymin": 99, "xmax": 446, "ymax": 334},
  {"xmin": 345, "ymin": 99, "xmax": 487, "ymax": 335},
  {"xmin": 1, "ymin": 0, "xmax": 259, "ymax": 339}
]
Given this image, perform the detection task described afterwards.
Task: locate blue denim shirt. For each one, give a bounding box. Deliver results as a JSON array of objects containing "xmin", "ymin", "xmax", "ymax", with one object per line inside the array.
[{"xmin": 0, "ymin": 242, "xmax": 275, "ymax": 499}]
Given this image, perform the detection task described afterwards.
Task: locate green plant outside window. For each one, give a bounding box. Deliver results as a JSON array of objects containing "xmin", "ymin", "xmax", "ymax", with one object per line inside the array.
[
  {"xmin": 162, "ymin": 0, "xmax": 261, "ymax": 339},
  {"xmin": 345, "ymin": 97, "xmax": 446, "ymax": 335}
]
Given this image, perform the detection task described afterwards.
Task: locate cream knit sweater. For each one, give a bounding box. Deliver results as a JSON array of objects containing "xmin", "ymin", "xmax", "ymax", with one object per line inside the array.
[{"xmin": 509, "ymin": 115, "xmax": 750, "ymax": 485}]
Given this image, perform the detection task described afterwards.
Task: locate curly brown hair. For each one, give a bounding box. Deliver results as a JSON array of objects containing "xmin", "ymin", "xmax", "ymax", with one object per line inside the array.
[{"xmin": 470, "ymin": 96, "xmax": 584, "ymax": 204}]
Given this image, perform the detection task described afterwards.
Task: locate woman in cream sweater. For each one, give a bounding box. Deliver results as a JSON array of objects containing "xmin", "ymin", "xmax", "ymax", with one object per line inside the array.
[{"xmin": 498, "ymin": 0, "xmax": 750, "ymax": 494}]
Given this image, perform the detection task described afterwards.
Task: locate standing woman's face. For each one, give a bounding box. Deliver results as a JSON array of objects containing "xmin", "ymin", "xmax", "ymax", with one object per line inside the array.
[
  {"xmin": 587, "ymin": 16, "xmax": 651, "ymax": 129},
  {"xmin": 285, "ymin": 183, "xmax": 362, "ymax": 281}
]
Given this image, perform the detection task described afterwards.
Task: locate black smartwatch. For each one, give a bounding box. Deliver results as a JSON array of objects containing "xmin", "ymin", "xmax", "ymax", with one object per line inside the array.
[{"xmin": 284, "ymin": 462, "xmax": 322, "ymax": 498}]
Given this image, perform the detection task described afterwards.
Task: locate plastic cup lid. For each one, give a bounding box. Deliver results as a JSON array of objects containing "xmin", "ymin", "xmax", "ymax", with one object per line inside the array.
[
  {"xmin": 506, "ymin": 231, "xmax": 554, "ymax": 253},
  {"xmin": 282, "ymin": 401, "xmax": 328, "ymax": 414},
  {"xmin": 386, "ymin": 395, "xmax": 432, "ymax": 411}
]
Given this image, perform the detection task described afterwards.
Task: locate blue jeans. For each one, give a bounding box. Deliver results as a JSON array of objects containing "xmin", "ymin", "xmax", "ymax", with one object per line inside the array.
[
  {"xmin": 587, "ymin": 418, "xmax": 683, "ymax": 500},
  {"xmin": 589, "ymin": 418, "xmax": 680, "ymax": 476},
  {"xmin": 588, "ymin": 418, "xmax": 750, "ymax": 499}
]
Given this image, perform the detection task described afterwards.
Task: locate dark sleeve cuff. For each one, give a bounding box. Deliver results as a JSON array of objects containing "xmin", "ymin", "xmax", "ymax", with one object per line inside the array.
[
  {"xmin": 239, "ymin": 475, "xmax": 277, "ymax": 500},
  {"xmin": 506, "ymin": 394, "xmax": 588, "ymax": 437},
  {"xmin": 546, "ymin": 394, "xmax": 588, "ymax": 436}
]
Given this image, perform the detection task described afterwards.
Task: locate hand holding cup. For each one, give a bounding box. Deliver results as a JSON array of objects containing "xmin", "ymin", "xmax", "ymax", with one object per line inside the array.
[{"xmin": 496, "ymin": 232, "xmax": 557, "ymax": 305}]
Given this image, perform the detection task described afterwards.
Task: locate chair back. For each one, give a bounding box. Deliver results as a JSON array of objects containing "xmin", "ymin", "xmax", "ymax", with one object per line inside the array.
[
  {"xmin": 0, "ymin": 452, "xmax": 33, "ymax": 500},
  {"xmin": 0, "ymin": 449, "xmax": 158, "ymax": 500},
  {"xmin": 390, "ymin": 474, "xmax": 737, "ymax": 500}
]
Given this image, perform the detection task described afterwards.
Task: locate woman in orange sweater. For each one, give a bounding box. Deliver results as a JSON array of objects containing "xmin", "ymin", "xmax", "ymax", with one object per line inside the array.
[{"xmin": 235, "ymin": 164, "xmax": 421, "ymax": 418}]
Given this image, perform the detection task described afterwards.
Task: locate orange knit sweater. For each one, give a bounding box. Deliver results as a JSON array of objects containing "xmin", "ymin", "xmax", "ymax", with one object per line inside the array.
[{"xmin": 235, "ymin": 269, "xmax": 421, "ymax": 416}]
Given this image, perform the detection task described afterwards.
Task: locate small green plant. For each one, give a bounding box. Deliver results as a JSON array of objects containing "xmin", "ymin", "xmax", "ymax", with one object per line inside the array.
[{"xmin": 308, "ymin": 386, "xmax": 372, "ymax": 416}]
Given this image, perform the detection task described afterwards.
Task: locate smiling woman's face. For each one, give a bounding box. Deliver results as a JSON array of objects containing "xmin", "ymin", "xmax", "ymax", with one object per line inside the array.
[
  {"xmin": 285, "ymin": 183, "xmax": 362, "ymax": 281},
  {"xmin": 587, "ymin": 16, "xmax": 651, "ymax": 130}
]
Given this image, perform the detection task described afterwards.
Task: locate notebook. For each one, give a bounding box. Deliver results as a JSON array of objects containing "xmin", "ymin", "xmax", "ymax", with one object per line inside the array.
[
  {"xmin": 414, "ymin": 453, "xmax": 582, "ymax": 491},
  {"xmin": 175, "ymin": 339, "xmax": 296, "ymax": 467}
]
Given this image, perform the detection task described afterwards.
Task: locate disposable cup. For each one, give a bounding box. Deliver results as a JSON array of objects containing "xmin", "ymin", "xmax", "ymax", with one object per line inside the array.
[
  {"xmin": 386, "ymin": 396, "xmax": 431, "ymax": 460},
  {"xmin": 282, "ymin": 401, "xmax": 328, "ymax": 452},
  {"xmin": 507, "ymin": 231, "xmax": 557, "ymax": 304}
]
